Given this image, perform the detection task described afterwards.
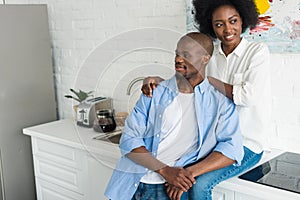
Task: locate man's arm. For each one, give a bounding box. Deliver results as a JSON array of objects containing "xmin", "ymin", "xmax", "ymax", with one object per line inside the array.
[
  {"xmin": 167, "ymin": 94, "xmax": 243, "ymax": 200},
  {"xmin": 166, "ymin": 152, "xmax": 235, "ymax": 200},
  {"xmin": 118, "ymin": 93, "xmax": 195, "ymax": 191},
  {"xmin": 127, "ymin": 146, "xmax": 195, "ymax": 192},
  {"xmin": 188, "ymin": 89, "xmax": 243, "ymax": 176},
  {"xmin": 185, "ymin": 151, "xmax": 234, "ymax": 177}
]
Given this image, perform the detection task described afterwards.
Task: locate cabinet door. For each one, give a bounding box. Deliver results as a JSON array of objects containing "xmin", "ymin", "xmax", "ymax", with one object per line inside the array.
[
  {"xmin": 32, "ymin": 138, "xmax": 84, "ymax": 169},
  {"xmin": 213, "ymin": 187, "xmax": 234, "ymax": 200},
  {"xmin": 85, "ymin": 155, "xmax": 118, "ymax": 200},
  {"xmin": 34, "ymin": 157, "xmax": 86, "ymax": 194},
  {"xmin": 235, "ymin": 193, "xmax": 267, "ymax": 200},
  {"xmin": 36, "ymin": 178, "xmax": 84, "ymax": 200},
  {"xmin": 32, "ymin": 138, "xmax": 86, "ymax": 194}
]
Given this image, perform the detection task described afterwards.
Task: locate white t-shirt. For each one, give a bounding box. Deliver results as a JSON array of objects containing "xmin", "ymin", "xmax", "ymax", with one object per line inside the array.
[
  {"xmin": 140, "ymin": 92, "xmax": 198, "ymax": 184},
  {"xmin": 207, "ymin": 38, "xmax": 272, "ymax": 153}
]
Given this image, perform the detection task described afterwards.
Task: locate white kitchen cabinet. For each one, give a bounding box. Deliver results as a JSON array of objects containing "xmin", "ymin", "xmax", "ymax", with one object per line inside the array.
[
  {"xmin": 234, "ymin": 192, "xmax": 266, "ymax": 200},
  {"xmin": 32, "ymin": 135, "xmax": 234, "ymax": 200},
  {"xmin": 36, "ymin": 178, "xmax": 84, "ymax": 200},
  {"xmin": 214, "ymin": 177, "xmax": 300, "ymax": 200},
  {"xmin": 213, "ymin": 187, "xmax": 234, "ymax": 200},
  {"xmin": 23, "ymin": 119, "xmax": 300, "ymax": 200},
  {"xmin": 85, "ymin": 154, "xmax": 117, "ymax": 200},
  {"xmin": 28, "ymin": 121, "xmax": 120, "ymax": 200},
  {"xmin": 32, "ymin": 138, "xmax": 88, "ymax": 199},
  {"xmin": 212, "ymin": 186, "xmax": 268, "ymax": 200}
]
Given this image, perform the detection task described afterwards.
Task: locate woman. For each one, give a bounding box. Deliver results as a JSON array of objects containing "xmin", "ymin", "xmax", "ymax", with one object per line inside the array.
[{"xmin": 142, "ymin": 0, "xmax": 272, "ymax": 199}]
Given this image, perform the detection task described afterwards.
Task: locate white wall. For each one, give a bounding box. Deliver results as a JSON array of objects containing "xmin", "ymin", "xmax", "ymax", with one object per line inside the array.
[
  {"xmin": 3, "ymin": 0, "xmax": 300, "ymax": 152},
  {"xmin": 269, "ymin": 54, "xmax": 300, "ymax": 153},
  {"xmin": 3, "ymin": 0, "xmax": 186, "ymax": 118}
]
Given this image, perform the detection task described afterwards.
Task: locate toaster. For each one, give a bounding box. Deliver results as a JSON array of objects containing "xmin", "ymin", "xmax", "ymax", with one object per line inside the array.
[{"xmin": 76, "ymin": 97, "xmax": 113, "ymax": 127}]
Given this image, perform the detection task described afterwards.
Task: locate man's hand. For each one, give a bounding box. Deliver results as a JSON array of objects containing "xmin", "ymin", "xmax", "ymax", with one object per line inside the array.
[
  {"xmin": 156, "ymin": 166, "xmax": 195, "ymax": 192},
  {"xmin": 141, "ymin": 76, "xmax": 164, "ymax": 97},
  {"xmin": 166, "ymin": 184, "xmax": 184, "ymax": 200},
  {"xmin": 127, "ymin": 147, "xmax": 195, "ymax": 192}
]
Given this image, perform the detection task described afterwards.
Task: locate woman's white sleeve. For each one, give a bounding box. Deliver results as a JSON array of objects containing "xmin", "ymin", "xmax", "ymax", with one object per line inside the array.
[{"xmin": 232, "ymin": 43, "xmax": 270, "ymax": 107}]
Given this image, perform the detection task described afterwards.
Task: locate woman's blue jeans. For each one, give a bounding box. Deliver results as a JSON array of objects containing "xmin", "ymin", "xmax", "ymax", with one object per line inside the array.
[
  {"xmin": 132, "ymin": 146, "xmax": 263, "ymax": 200},
  {"xmin": 183, "ymin": 146, "xmax": 263, "ymax": 200}
]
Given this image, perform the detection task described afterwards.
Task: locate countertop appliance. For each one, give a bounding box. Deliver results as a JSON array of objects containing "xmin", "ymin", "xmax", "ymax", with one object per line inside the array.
[
  {"xmin": 93, "ymin": 109, "xmax": 116, "ymax": 133},
  {"xmin": 239, "ymin": 152, "xmax": 300, "ymax": 194},
  {"xmin": 76, "ymin": 97, "xmax": 113, "ymax": 127},
  {"xmin": 0, "ymin": 5, "xmax": 57, "ymax": 200}
]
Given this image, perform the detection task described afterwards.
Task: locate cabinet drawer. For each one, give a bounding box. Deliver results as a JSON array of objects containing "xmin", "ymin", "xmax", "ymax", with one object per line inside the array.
[
  {"xmin": 213, "ymin": 187, "xmax": 234, "ymax": 200},
  {"xmin": 33, "ymin": 156, "xmax": 86, "ymax": 194},
  {"xmin": 36, "ymin": 178, "xmax": 84, "ymax": 200},
  {"xmin": 32, "ymin": 138, "xmax": 84, "ymax": 169},
  {"xmin": 235, "ymin": 192, "xmax": 270, "ymax": 200}
]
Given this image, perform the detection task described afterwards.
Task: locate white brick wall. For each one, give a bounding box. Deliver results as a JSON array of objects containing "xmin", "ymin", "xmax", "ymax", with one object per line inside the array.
[
  {"xmin": 3, "ymin": 0, "xmax": 300, "ymax": 152},
  {"xmin": 269, "ymin": 54, "xmax": 300, "ymax": 152},
  {"xmin": 4, "ymin": 0, "xmax": 186, "ymax": 118}
]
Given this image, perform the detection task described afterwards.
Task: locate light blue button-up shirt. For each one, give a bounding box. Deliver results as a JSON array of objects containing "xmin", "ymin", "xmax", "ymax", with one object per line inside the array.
[{"xmin": 105, "ymin": 76, "xmax": 244, "ymax": 200}]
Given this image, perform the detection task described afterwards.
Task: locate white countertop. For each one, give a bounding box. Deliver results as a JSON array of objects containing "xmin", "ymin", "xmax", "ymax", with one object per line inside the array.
[
  {"xmin": 219, "ymin": 150, "xmax": 300, "ymax": 200},
  {"xmin": 23, "ymin": 119, "xmax": 300, "ymax": 200},
  {"xmin": 23, "ymin": 119, "xmax": 121, "ymax": 163}
]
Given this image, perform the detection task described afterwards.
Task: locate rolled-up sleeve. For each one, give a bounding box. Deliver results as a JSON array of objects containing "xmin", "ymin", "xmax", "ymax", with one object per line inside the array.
[
  {"xmin": 119, "ymin": 94, "xmax": 151, "ymax": 156},
  {"xmin": 233, "ymin": 43, "xmax": 270, "ymax": 107},
  {"xmin": 213, "ymin": 98, "xmax": 244, "ymax": 165}
]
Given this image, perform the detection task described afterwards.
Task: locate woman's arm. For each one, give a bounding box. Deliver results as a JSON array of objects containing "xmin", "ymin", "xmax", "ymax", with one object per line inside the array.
[
  {"xmin": 208, "ymin": 43, "xmax": 270, "ymax": 107},
  {"xmin": 229, "ymin": 43, "xmax": 270, "ymax": 107},
  {"xmin": 208, "ymin": 76, "xmax": 233, "ymax": 100}
]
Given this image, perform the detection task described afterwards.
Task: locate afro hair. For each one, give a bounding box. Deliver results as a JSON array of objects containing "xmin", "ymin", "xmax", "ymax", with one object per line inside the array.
[{"xmin": 192, "ymin": 0, "xmax": 259, "ymax": 39}]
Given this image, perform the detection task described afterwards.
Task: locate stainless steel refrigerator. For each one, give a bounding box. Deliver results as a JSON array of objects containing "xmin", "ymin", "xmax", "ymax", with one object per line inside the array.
[{"xmin": 0, "ymin": 5, "xmax": 57, "ymax": 200}]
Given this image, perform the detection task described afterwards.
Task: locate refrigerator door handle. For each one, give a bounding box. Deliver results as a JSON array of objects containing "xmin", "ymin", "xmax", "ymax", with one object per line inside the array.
[{"xmin": 0, "ymin": 149, "xmax": 5, "ymax": 200}]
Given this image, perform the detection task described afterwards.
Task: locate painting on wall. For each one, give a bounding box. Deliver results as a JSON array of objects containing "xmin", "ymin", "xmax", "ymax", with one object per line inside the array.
[{"xmin": 186, "ymin": 0, "xmax": 300, "ymax": 53}]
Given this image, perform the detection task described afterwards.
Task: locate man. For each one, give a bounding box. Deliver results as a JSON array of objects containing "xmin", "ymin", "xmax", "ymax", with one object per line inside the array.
[{"xmin": 105, "ymin": 32, "xmax": 244, "ymax": 200}]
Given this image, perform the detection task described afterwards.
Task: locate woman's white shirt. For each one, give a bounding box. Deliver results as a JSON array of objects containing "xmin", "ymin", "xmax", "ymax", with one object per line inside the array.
[{"xmin": 207, "ymin": 38, "xmax": 272, "ymax": 153}]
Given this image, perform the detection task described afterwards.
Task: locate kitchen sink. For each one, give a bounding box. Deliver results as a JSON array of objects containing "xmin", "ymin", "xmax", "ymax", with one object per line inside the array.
[{"xmin": 93, "ymin": 130, "xmax": 122, "ymax": 144}]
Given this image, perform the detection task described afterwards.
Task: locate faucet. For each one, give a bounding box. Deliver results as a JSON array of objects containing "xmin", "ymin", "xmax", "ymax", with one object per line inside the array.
[{"xmin": 126, "ymin": 77, "xmax": 145, "ymax": 95}]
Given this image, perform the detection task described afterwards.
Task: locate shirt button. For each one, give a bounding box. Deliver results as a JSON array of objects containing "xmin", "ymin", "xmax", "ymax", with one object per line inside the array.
[
  {"xmin": 168, "ymin": 100, "xmax": 171, "ymax": 103},
  {"xmin": 156, "ymin": 134, "xmax": 159, "ymax": 137},
  {"xmin": 159, "ymin": 115, "xmax": 162, "ymax": 118},
  {"xmin": 134, "ymin": 183, "xmax": 138, "ymax": 187}
]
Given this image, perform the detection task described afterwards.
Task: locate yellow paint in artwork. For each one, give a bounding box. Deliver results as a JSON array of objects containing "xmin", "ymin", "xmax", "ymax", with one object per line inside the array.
[{"xmin": 254, "ymin": 0, "xmax": 270, "ymax": 14}]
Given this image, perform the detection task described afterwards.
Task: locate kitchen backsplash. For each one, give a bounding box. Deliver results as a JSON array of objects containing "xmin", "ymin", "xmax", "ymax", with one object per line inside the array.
[{"xmin": 3, "ymin": 0, "xmax": 300, "ymax": 152}]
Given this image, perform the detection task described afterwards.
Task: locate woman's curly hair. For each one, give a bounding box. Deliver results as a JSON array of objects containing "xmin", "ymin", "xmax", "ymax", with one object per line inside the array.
[{"xmin": 192, "ymin": 0, "xmax": 259, "ymax": 39}]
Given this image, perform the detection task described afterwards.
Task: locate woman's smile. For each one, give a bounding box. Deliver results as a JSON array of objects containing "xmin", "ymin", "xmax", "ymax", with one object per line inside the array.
[{"xmin": 212, "ymin": 5, "xmax": 243, "ymax": 55}]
